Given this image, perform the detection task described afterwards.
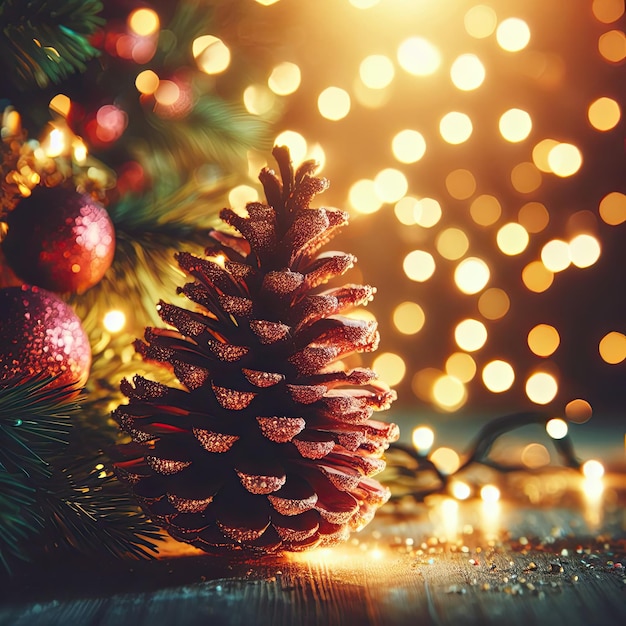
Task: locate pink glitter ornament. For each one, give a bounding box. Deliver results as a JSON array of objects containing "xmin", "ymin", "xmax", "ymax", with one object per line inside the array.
[{"xmin": 0, "ymin": 285, "xmax": 91, "ymax": 388}]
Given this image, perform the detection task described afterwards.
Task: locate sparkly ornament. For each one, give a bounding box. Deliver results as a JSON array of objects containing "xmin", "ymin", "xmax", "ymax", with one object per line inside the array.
[
  {"xmin": 2, "ymin": 186, "xmax": 115, "ymax": 294},
  {"xmin": 0, "ymin": 285, "xmax": 91, "ymax": 388},
  {"xmin": 114, "ymin": 146, "xmax": 399, "ymax": 554}
]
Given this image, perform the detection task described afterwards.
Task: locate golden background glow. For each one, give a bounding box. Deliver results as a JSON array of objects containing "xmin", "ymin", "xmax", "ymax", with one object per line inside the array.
[
  {"xmin": 240, "ymin": 0, "xmax": 626, "ymax": 441},
  {"xmin": 88, "ymin": 0, "xmax": 626, "ymax": 457}
]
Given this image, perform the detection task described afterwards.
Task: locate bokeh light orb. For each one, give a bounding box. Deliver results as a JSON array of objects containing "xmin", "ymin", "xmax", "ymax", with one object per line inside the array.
[
  {"xmin": 496, "ymin": 17, "xmax": 531, "ymax": 52},
  {"xmin": 397, "ymin": 37, "xmax": 441, "ymax": 75},
  {"xmin": 525, "ymin": 372, "xmax": 558, "ymax": 405},
  {"xmin": 464, "ymin": 5, "xmax": 497, "ymax": 39},
  {"xmin": 392, "ymin": 130, "xmax": 426, "ymax": 163},
  {"xmin": 440, "ymin": 112, "xmax": 473, "ymax": 144},
  {"xmin": 450, "ymin": 54, "xmax": 486, "ymax": 91},
  {"xmin": 482, "ymin": 360, "xmax": 515, "ymax": 393},
  {"xmin": 318, "ymin": 87, "xmax": 351, "ymax": 120},
  {"xmin": 454, "ymin": 257, "xmax": 490, "ymax": 294},
  {"xmin": 403, "ymin": 250, "xmax": 436, "ymax": 282}
]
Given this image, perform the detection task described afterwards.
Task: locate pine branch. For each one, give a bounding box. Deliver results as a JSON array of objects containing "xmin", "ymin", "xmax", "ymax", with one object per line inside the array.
[
  {"xmin": 0, "ymin": 0, "xmax": 104, "ymax": 89},
  {"xmin": 138, "ymin": 97, "xmax": 269, "ymax": 182},
  {"xmin": 0, "ymin": 377, "xmax": 162, "ymax": 572},
  {"xmin": 161, "ymin": 0, "xmax": 217, "ymax": 67},
  {"xmin": 0, "ymin": 374, "xmax": 81, "ymax": 478},
  {"xmin": 108, "ymin": 176, "xmax": 228, "ymax": 234},
  {"xmin": 0, "ymin": 472, "xmax": 41, "ymax": 572},
  {"xmin": 34, "ymin": 458, "xmax": 163, "ymax": 563}
]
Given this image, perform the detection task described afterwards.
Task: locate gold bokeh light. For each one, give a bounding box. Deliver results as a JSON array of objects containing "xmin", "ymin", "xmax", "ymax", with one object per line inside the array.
[
  {"xmin": 592, "ymin": 0, "xmax": 626, "ymax": 23},
  {"xmin": 372, "ymin": 352, "xmax": 406, "ymax": 386},
  {"xmin": 599, "ymin": 331, "xmax": 626, "ymax": 364},
  {"xmin": 599, "ymin": 191, "xmax": 626, "ymax": 225},
  {"xmin": 482, "ymin": 360, "xmax": 515, "ymax": 393},
  {"xmin": 412, "ymin": 426, "xmax": 434, "ymax": 453},
  {"xmin": 454, "ymin": 318, "xmax": 488, "ymax": 352},
  {"xmin": 511, "ymin": 162, "xmax": 542, "ymax": 193},
  {"xmin": 135, "ymin": 69, "xmax": 159, "ymax": 95},
  {"xmin": 436, "ymin": 228, "xmax": 469, "ymax": 261},
  {"xmin": 496, "ymin": 17, "xmax": 531, "ymax": 52},
  {"xmin": 541, "ymin": 239, "xmax": 571, "ymax": 272},
  {"xmin": 374, "ymin": 168, "xmax": 408, "ymax": 203},
  {"xmin": 518, "ymin": 202, "xmax": 549, "ymax": 233},
  {"xmin": 393, "ymin": 301, "xmax": 426, "ymax": 335},
  {"xmin": 394, "ymin": 196, "xmax": 419, "ymax": 225},
  {"xmin": 392, "ymin": 129, "xmax": 426, "ymax": 163},
  {"xmin": 499, "ymin": 108, "xmax": 532, "ymax": 142},
  {"xmin": 470, "ymin": 194, "xmax": 502, "ymax": 226},
  {"xmin": 548, "ymin": 143, "xmax": 583, "ymax": 177},
  {"xmin": 546, "ymin": 417, "xmax": 568, "ymax": 440},
  {"xmin": 445, "ymin": 352, "xmax": 476, "ymax": 383},
  {"xmin": 268, "ymin": 62, "xmax": 302, "ymax": 96},
  {"xmin": 478, "ymin": 288, "xmax": 510, "ymax": 320},
  {"xmin": 244, "ymin": 84, "xmax": 276, "ymax": 115},
  {"xmin": 588, "ymin": 96, "xmax": 621, "ymax": 131},
  {"xmin": 128, "ymin": 8, "xmax": 159, "ymax": 37},
  {"xmin": 525, "ymin": 372, "xmax": 558, "ymax": 405},
  {"xmin": 359, "ymin": 54, "xmax": 395, "ymax": 89},
  {"xmin": 403, "ymin": 250, "xmax": 436, "ymax": 282},
  {"xmin": 431, "ymin": 447, "xmax": 461, "ymax": 474},
  {"xmin": 274, "ymin": 130, "xmax": 307, "ymax": 163},
  {"xmin": 432, "ymin": 376, "xmax": 467, "ymax": 411},
  {"xmin": 521, "ymin": 443, "xmax": 550, "ymax": 469},
  {"xmin": 522, "ymin": 261, "xmax": 554, "ymax": 293},
  {"xmin": 193, "ymin": 35, "xmax": 231, "ymax": 75},
  {"xmin": 464, "ymin": 5, "xmax": 498, "ymax": 39},
  {"xmin": 415, "ymin": 197, "xmax": 442, "ymax": 228},
  {"xmin": 532, "ymin": 138, "xmax": 560, "ymax": 172},
  {"xmin": 446, "ymin": 169, "xmax": 476, "ymax": 199},
  {"xmin": 439, "ymin": 112, "xmax": 473, "ymax": 144},
  {"xmin": 598, "ymin": 30, "xmax": 626, "ymax": 63},
  {"xmin": 569, "ymin": 234, "xmax": 601, "ymax": 268},
  {"xmin": 349, "ymin": 179, "xmax": 382, "ymax": 214},
  {"xmin": 527, "ymin": 324, "xmax": 560, "ymax": 357},
  {"xmin": 103, "ymin": 310, "xmax": 126, "ymax": 333},
  {"xmin": 565, "ymin": 398, "xmax": 593, "ymax": 424},
  {"xmin": 318, "ymin": 86, "xmax": 351, "ymax": 120},
  {"xmin": 450, "ymin": 54, "xmax": 485, "ymax": 91},
  {"xmin": 454, "ymin": 257, "xmax": 490, "ymax": 294},
  {"xmin": 397, "ymin": 37, "xmax": 441, "ymax": 76},
  {"xmin": 496, "ymin": 222, "xmax": 529, "ymax": 255},
  {"xmin": 317, "ymin": 87, "xmax": 351, "ymax": 122}
]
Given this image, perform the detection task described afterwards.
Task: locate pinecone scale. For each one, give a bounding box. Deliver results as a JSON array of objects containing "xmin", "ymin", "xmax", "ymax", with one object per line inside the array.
[{"xmin": 114, "ymin": 146, "xmax": 398, "ymax": 553}]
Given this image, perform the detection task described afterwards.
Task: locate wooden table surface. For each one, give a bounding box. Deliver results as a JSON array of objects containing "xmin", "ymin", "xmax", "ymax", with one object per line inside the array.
[{"xmin": 2, "ymin": 492, "xmax": 625, "ymax": 626}]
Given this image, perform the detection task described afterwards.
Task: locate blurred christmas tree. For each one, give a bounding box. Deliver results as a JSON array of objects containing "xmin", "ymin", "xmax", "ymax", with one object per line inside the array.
[{"xmin": 0, "ymin": 0, "xmax": 274, "ymax": 571}]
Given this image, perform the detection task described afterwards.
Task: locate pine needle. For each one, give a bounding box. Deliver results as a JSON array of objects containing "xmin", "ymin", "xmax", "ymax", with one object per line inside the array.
[
  {"xmin": 0, "ymin": 374, "xmax": 81, "ymax": 478},
  {"xmin": 0, "ymin": 0, "xmax": 104, "ymax": 89}
]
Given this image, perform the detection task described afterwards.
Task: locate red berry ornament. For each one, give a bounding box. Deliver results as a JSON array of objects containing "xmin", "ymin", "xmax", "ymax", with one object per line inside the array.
[
  {"xmin": 0, "ymin": 285, "xmax": 91, "ymax": 388},
  {"xmin": 2, "ymin": 186, "xmax": 115, "ymax": 294}
]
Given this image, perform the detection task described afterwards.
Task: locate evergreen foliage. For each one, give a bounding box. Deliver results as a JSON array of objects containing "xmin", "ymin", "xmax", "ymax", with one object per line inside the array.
[{"xmin": 0, "ymin": 0, "xmax": 104, "ymax": 89}]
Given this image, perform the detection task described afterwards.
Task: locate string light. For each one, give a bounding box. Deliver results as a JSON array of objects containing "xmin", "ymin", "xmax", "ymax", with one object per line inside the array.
[
  {"xmin": 193, "ymin": 35, "xmax": 231, "ymax": 74},
  {"xmin": 103, "ymin": 310, "xmax": 126, "ymax": 333},
  {"xmin": 412, "ymin": 426, "xmax": 435, "ymax": 454},
  {"xmin": 268, "ymin": 62, "xmax": 301, "ymax": 95}
]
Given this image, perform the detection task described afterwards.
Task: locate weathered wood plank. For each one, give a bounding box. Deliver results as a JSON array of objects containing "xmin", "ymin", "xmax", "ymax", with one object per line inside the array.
[{"xmin": 1, "ymin": 503, "xmax": 624, "ymax": 626}]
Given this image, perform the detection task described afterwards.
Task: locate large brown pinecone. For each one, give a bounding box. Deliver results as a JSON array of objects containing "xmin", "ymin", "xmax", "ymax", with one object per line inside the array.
[{"xmin": 113, "ymin": 146, "xmax": 398, "ymax": 553}]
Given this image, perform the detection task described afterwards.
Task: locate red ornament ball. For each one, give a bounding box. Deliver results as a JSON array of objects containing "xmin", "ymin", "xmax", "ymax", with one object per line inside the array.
[
  {"xmin": 0, "ymin": 285, "xmax": 91, "ymax": 388},
  {"xmin": 2, "ymin": 186, "xmax": 115, "ymax": 294}
]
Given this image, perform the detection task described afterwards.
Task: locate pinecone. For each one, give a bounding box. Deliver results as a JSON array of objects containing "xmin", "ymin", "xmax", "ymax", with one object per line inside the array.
[{"xmin": 113, "ymin": 146, "xmax": 398, "ymax": 553}]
